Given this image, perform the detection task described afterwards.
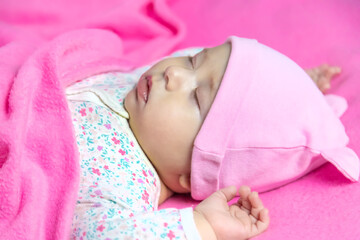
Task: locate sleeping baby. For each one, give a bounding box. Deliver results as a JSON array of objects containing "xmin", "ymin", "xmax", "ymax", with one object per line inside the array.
[{"xmin": 67, "ymin": 36, "xmax": 359, "ymax": 239}]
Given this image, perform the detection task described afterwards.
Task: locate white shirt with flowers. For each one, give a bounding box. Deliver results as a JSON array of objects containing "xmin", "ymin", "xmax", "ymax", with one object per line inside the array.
[{"xmin": 66, "ymin": 49, "xmax": 202, "ymax": 240}]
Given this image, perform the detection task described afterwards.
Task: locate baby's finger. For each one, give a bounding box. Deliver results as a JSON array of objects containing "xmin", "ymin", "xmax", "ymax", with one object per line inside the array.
[
  {"xmin": 239, "ymin": 185, "xmax": 251, "ymax": 197},
  {"xmin": 216, "ymin": 185, "xmax": 238, "ymax": 202},
  {"xmin": 322, "ymin": 65, "xmax": 341, "ymax": 79},
  {"xmin": 238, "ymin": 186, "xmax": 252, "ymax": 214},
  {"xmin": 248, "ymin": 191, "xmax": 265, "ymax": 220},
  {"xmin": 329, "ymin": 66, "xmax": 341, "ymax": 75},
  {"xmin": 249, "ymin": 191, "xmax": 264, "ymax": 208},
  {"xmin": 255, "ymin": 208, "xmax": 270, "ymax": 233}
]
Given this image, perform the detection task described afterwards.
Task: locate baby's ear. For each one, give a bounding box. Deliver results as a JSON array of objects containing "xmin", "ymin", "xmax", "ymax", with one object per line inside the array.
[{"xmin": 179, "ymin": 174, "xmax": 191, "ymax": 192}]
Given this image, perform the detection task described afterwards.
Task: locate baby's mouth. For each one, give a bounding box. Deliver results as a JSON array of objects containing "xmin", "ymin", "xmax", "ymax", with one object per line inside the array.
[{"xmin": 137, "ymin": 75, "xmax": 152, "ymax": 103}]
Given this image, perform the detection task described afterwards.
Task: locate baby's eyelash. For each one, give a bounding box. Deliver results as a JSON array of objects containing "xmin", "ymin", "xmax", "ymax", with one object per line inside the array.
[
  {"xmin": 193, "ymin": 88, "xmax": 201, "ymax": 109},
  {"xmin": 188, "ymin": 56, "xmax": 194, "ymax": 68}
]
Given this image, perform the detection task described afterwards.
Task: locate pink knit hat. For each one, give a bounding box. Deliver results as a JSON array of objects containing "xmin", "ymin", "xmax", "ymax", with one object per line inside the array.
[{"xmin": 190, "ymin": 36, "xmax": 359, "ymax": 200}]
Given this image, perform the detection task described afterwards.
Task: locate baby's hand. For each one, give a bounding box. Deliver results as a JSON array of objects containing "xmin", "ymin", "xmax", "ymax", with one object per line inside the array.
[
  {"xmin": 194, "ymin": 186, "xmax": 269, "ymax": 240},
  {"xmin": 305, "ymin": 64, "xmax": 341, "ymax": 93}
]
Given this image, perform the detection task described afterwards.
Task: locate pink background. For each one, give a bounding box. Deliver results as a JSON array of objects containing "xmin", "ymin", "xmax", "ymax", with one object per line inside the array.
[{"xmin": 1, "ymin": 0, "xmax": 359, "ymax": 239}]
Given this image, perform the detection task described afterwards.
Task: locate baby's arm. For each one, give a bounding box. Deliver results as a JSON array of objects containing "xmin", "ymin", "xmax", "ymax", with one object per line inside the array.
[
  {"xmin": 194, "ymin": 186, "xmax": 270, "ymax": 240},
  {"xmin": 72, "ymin": 202, "xmax": 200, "ymax": 239},
  {"xmin": 71, "ymin": 186, "xmax": 268, "ymax": 240}
]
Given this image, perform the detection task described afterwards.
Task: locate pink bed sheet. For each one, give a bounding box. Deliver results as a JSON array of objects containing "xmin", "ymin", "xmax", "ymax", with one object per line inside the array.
[
  {"xmin": 161, "ymin": 1, "xmax": 360, "ymax": 239},
  {"xmin": 0, "ymin": 0, "xmax": 359, "ymax": 239}
]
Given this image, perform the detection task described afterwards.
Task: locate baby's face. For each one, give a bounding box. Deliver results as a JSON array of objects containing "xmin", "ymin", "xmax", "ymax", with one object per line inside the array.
[{"xmin": 124, "ymin": 42, "xmax": 231, "ymax": 193}]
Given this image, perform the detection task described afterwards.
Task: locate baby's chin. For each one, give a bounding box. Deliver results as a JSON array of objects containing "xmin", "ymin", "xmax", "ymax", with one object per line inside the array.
[
  {"xmin": 123, "ymin": 94, "xmax": 129, "ymax": 112},
  {"xmin": 123, "ymin": 89, "xmax": 134, "ymax": 116}
]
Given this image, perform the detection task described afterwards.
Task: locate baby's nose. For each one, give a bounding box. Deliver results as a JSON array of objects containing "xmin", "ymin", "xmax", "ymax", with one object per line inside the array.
[{"xmin": 164, "ymin": 66, "xmax": 194, "ymax": 91}]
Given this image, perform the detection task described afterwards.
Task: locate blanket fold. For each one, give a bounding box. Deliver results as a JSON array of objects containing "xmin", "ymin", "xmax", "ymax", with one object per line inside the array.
[{"xmin": 0, "ymin": 1, "xmax": 184, "ymax": 239}]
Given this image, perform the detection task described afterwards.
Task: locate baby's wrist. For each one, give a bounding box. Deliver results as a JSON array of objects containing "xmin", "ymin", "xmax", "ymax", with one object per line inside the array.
[{"xmin": 193, "ymin": 210, "xmax": 217, "ymax": 240}]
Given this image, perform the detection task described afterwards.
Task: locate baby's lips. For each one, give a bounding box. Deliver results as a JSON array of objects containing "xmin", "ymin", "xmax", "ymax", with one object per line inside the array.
[
  {"xmin": 137, "ymin": 75, "xmax": 150, "ymax": 103},
  {"xmin": 146, "ymin": 75, "xmax": 152, "ymax": 99}
]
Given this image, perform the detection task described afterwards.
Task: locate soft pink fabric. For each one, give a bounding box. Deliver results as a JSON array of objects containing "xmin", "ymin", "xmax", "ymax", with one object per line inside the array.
[
  {"xmin": 0, "ymin": 1, "xmax": 184, "ymax": 239},
  {"xmin": 161, "ymin": 1, "xmax": 360, "ymax": 239},
  {"xmin": 191, "ymin": 36, "xmax": 359, "ymax": 200},
  {"xmin": 1, "ymin": 0, "xmax": 360, "ymax": 239}
]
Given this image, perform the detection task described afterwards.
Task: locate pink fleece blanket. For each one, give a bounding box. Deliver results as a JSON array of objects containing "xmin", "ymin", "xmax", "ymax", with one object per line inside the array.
[
  {"xmin": 0, "ymin": 1, "xmax": 184, "ymax": 239},
  {"xmin": 0, "ymin": 0, "xmax": 359, "ymax": 240}
]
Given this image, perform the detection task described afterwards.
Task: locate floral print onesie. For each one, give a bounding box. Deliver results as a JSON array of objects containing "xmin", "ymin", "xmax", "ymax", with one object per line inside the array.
[{"xmin": 66, "ymin": 49, "xmax": 203, "ymax": 240}]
